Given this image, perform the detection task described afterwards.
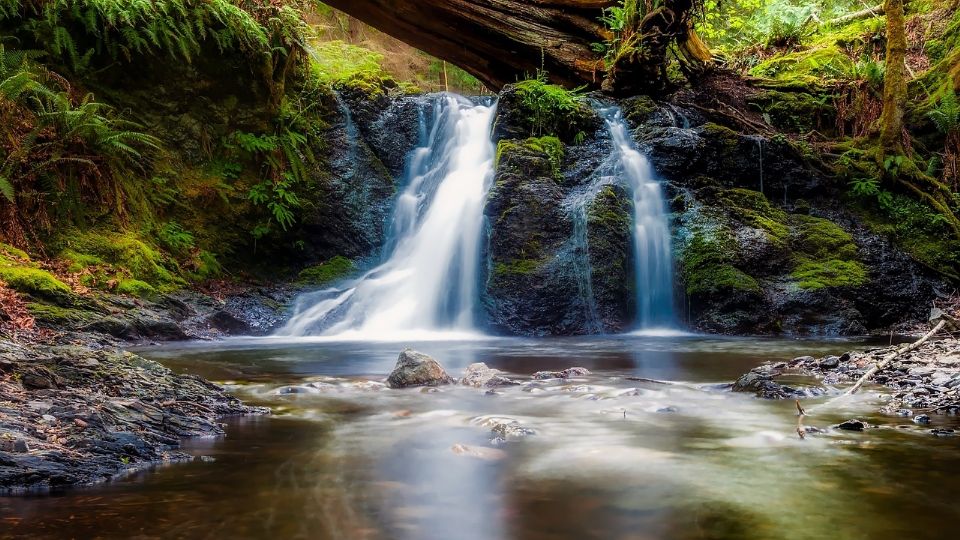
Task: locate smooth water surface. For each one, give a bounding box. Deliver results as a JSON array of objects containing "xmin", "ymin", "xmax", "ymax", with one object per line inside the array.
[{"xmin": 3, "ymin": 336, "xmax": 960, "ymax": 540}]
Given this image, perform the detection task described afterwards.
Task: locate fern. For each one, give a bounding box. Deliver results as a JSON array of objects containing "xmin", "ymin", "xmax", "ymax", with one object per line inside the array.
[{"xmin": 929, "ymin": 90, "xmax": 960, "ymax": 136}]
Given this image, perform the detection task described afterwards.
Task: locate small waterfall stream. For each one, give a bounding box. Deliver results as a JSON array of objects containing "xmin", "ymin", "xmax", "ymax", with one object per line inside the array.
[
  {"xmin": 600, "ymin": 107, "xmax": 676, "ymax": 329},
  {"xmin": 277, "ymin": 95, "xmax": 497, "ymax": 338}
]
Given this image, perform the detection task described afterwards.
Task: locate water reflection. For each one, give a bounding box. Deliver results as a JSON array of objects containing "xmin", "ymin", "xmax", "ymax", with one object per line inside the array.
[{"xmin": 2, "ymin": 336, "xmax": 958, "ymax": 540}]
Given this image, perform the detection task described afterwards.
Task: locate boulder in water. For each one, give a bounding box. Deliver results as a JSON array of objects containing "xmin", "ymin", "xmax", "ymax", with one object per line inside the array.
[
  {"xmin": 532, "ymin": 367, "xmax": 591, "ymax": 380},
  {"xmin": 460, "ymin": 363, "xmax": 519, "ymax": 388},
  {"xmin": 386, "ymin": 349, "xmax": 454, "ymax": 389}
]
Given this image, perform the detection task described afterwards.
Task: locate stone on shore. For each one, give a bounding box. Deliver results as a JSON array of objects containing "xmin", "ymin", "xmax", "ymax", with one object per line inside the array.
[
  {"xmin": 386, "ymin": 349, "xmax": 454, "ymax": 389},
  {"xmin": 531, "ymin": 367, "xmax": 590, "ymax": 380}
]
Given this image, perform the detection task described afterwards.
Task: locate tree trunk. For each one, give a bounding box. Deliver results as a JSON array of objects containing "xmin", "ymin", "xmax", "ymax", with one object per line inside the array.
[
  {"xmin": 321, "ymin": 0, "xmax": 709, "ymax": 93},
  {"xmin": 880, "ymin": 0, "xmax": 908, "ymax": 153}
]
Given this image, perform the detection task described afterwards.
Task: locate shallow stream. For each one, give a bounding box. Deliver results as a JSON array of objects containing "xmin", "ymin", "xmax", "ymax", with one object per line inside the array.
[{"xmin": 3, "ymin": 335, "xmax": 960, "ymax": 539}]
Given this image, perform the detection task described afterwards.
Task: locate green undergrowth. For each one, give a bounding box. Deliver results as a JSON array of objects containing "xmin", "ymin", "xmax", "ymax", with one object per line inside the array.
[
  {"xmin": 298, "ymin": 256, "xmax": 355, "ymax": 286},
  {"xmin": 512, "ymin": 76, "xmax": 591, "ymax": 142}
]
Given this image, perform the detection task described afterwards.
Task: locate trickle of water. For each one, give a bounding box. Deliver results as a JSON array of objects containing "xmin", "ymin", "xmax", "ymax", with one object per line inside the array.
[
  {"xmin": 601, "ymin": 107, "xmax": 676, "ymax": 329},
  {"xmin": 277, "ymin": 95, "xmax": 497, "ymax": 339}
]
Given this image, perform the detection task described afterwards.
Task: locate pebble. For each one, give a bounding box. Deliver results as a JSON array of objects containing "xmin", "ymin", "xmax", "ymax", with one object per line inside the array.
[
  {"xmin": 12, "ymin": 439, "xmax": 29, "ymax": 453},
  {"xmin": 913, "ymin": 414, "xmax": 932, "ymax": 425},
  {"xmin": 41, "ymin": 414, "xmax": 56, "ymax": 423},
  {"xmin": 819, "ymin": 356, "xmax": 840, "ymax": 370}
]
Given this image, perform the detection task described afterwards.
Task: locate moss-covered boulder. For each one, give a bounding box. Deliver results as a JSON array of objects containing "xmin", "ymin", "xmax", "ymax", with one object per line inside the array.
[
  {"xmin": 493, "ymin": 81, "xmax": 600, "ymax": 144},
  {"xmin": 586, "ymin": 185, "xmax": 635, "ymax": 331}
]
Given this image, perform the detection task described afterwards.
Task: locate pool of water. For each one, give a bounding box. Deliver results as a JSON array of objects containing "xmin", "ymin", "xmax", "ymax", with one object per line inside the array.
[{"xmin": 3, "ymin": 335, "xmax": 959, "ymax": 539}]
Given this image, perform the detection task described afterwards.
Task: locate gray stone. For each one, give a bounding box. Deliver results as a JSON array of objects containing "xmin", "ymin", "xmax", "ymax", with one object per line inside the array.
[
  {"xmin": 460, "ymin": 363, "xmax": 519, "ymax": 388},
  {"xmin": 819, "ymin": 356, "xmax": 840, "ymax": 369},
  {"xmin": 836, "ymin": 419, "xmax": 867, "ymax": 432},
  {"xmin": 12, "ymin": 439, "xmax": 29, "ymax": 453},
  {"xmin": 385, "ymin": 349, "xmax": 454, "ymax": 389}
]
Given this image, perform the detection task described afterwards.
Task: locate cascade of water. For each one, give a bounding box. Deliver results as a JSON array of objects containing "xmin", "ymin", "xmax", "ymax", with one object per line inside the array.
[
  {"xmin": 276, "ymin": 94, "xmax": 497, "ymax": 338},
  {"xmin": 601, "ymin": 107, "xmax": 676, "ymax": 329}
]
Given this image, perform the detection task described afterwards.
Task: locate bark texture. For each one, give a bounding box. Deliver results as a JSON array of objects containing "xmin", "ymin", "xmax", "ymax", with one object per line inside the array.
[
  {"xmin": 880, "ymin": 0, "xmax": 907, "ymax": 152},
  {"xmin": 322, "ymin": 0, "xmax": 708, "ymax": 92}
]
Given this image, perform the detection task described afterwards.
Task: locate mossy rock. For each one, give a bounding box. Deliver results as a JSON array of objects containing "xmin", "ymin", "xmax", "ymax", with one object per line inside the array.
[
  {"xmin": 790, "ymin": 215, "xmax": 858, "ymax": 261},
  {"xmin": 718, "ymin": 188, "xmax": 790, "ymax": 246},
  {"xmin": 493, "ymin": 258, "xmax": 545, "ymax": 278},
  {"xmin": 680, "ymin": 231, "xmax": 761, "ymax": 295},
  {"xmin": 750, "ymin": 46, "xmax": 854, "ymax": 84},
  {"xmin": 55, "ymin": 229, "xmax": 184, "ymax": 290},
  {"xmin": 0, "ymin": 265, "xmax": 72, "ymax": 303},
  {"xmin": 496, "ymin": 136, "xmax": 564, "ymax": 180},
  {"xmin": 27, "ymin": 302, "xmax": 98, "ymax": 326},
  {"xmin": 748, "ymin": 89, "xmax": 836, "ymax": 134},
  {"xmin": 116, "ymin": 279, "xmax": 158, "ymax": 298},
  {"xmin": 791, "ymin": 259, "xmax": 868, "ymax": 290},
  {"xmin": 298, "ymin": 256, "xmax": 355, "ymax": 286}
]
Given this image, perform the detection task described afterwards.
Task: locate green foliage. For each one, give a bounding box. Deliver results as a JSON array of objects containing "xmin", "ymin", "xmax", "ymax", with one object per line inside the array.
[
  {"xmin": 0, "ymin": 43, "xmax": 160, "ymax": 213},
  {"xmin": 248, "ymin": 175, "xmax": 300, "ymax": 234},
  {"xmin": 309, "ymin": 40, "xmax": 385, "ymax": 84},
  {"xmin": 928, "ymin": 89, "xmax": 960, "ymax": 136},
  {"xmin": 751, "ymin": 45, "xmax": 853, "ymax": 83},
  {"xmin": 513, "ymin": 75, "xmax": 588, "ymax": 140},
  {"xmin": 0, "ymin": 0, "xmax": 305, "ymax": 70},
  {"xmin": 297, "ymin": 255, "xmax": 354, "ymax": 286},
  {"xmin": 156, "ymin": 221, "xmax": 195, "ymax": 254}
]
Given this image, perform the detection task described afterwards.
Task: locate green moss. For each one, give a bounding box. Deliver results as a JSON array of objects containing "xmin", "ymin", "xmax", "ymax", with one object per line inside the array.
[
  {"xmin": 116, "ymin": 279, "xmax": 157, "ymax": 298},
  {"xmin": 493, "ymin": 258, "xmax": 544, "ymax": 277},
  {"xmin": 60, "ymin": 249, "xmax": 106, "ymax": 273},
  {"xmin": 680, "ymin": 232, "xmax": 760, "ymax": 295},
  {"xmin": 0, "ymin": 243, "xmax": 30, "ymax": 261},
  {"xmin": 496, "ymin": 136, "xmax": 565, "ymax": 179},
  {"xmin": 622, "ymin": 95, "xmax": 658, "ymax": 125},
  {"xmin": 791, "ymin": 259, "xmax": 868, "ymax": 290},
  {"xmin": 718, "ymin": 189, "xmax": 790, "ymax": 245},
  {"xmin": 298, "ymin": 256, "xmax": 355, "ymax": 286},
  {"xmin": 748, "ymin": 89, "xmax": 835, "ymax": 133},
  {"xmin": 27, "ymin": 302, "xmax": 96, "ymax": 325},
  {"xmin": 55, "ymin": 229, "xmax": 183, "ymax": 290},
  {"xmin": 750, "ymin": 45, "xmax": 854, "ymax": 84},
  {"xmin": 588, "ymin": 186, "xmax": 632, "ymax": 234},
  {"xmin": 0, "ymin": 265, "xmax": 72, "ymax": 301},
  {"xmin": 790, "ymin": 215, "xmax": 858, "ymax": 261}
]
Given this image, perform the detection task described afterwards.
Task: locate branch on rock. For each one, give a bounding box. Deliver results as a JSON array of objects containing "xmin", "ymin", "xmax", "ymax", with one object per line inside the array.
[{"xmin": 845, "ymin": 313, "xmax": 949, "ymax": 395}]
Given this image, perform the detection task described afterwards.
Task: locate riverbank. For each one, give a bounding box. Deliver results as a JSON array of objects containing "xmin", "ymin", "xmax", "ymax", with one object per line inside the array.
[
  {"xmin": 734, "ymin": 333, "xmax": 960, "ymax": 430},
  {"xmin": 0, "ymin": 283, "xmax": 288, "ymax": 494}
]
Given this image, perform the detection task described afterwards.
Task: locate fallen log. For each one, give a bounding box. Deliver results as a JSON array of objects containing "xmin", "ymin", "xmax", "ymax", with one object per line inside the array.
[{"xmin": 829, "ymin": 4, "xmax": 884, "ymax": 26}]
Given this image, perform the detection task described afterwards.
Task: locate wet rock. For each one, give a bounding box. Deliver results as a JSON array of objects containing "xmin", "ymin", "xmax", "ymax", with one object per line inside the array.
[
  {"xmin": 459, "ymin": 363, "xmax": 520, "ymax": 388},
  {"xmin": 836, "ymin": 419, "xmax": 868, "ymax": 432},
  {"xmin": 913, "ymin": 414, "xmax": 932, "ymax": 425},
  {"xmin": 12, "ymin": 439, "xmax": 29, "ymax": 453},
  {"xmin": 490, "ymin": 421, "xmax": 536, "ymax": 444},
  {"xmin": 931, "ymin": 428, "xmax": 956, "ymax": 437},
  {"xmin": 819, "ymin": 356, "xmax": 841, "ymax": 370},
  {"xmin": 732, "ymin": 370, "xmax": 804, "ymax": 399},
  {"xmin": 385, "ymin": 349, "xmax": 454, "ymax": 389},
  {"xmin": 206, "ymin": 310, "xmax": 252, "ymax": 335},
  {"xmin": 531, "ymin": 367, "xmax": 591, "ymax": 380}
]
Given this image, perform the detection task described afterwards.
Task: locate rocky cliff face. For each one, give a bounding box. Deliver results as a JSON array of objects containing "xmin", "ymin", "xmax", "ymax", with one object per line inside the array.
[{"xmin": 478, "ymin": 87, "xmax": 949, "ymax": 336}]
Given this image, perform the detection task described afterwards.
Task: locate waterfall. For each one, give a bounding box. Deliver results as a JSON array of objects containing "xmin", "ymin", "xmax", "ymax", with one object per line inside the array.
[
  {"xmin": 276, "ymin": 94, "xmax": 497, "ymax": 339},
  {"xmin": 601, "ymin": 107, "xmax": 676, "ymax": 329}
]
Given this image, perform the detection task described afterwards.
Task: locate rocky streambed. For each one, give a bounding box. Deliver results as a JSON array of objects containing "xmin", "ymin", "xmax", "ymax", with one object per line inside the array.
[{"xmin": 733, "ymin": 336, "xmax": 960, "ymax": 434}]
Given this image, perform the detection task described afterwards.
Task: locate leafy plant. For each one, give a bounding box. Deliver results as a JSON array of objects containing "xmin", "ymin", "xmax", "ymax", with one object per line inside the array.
[{"xmin": 157, "ymin": 221, "xmax": 195, "ymax": 254}]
